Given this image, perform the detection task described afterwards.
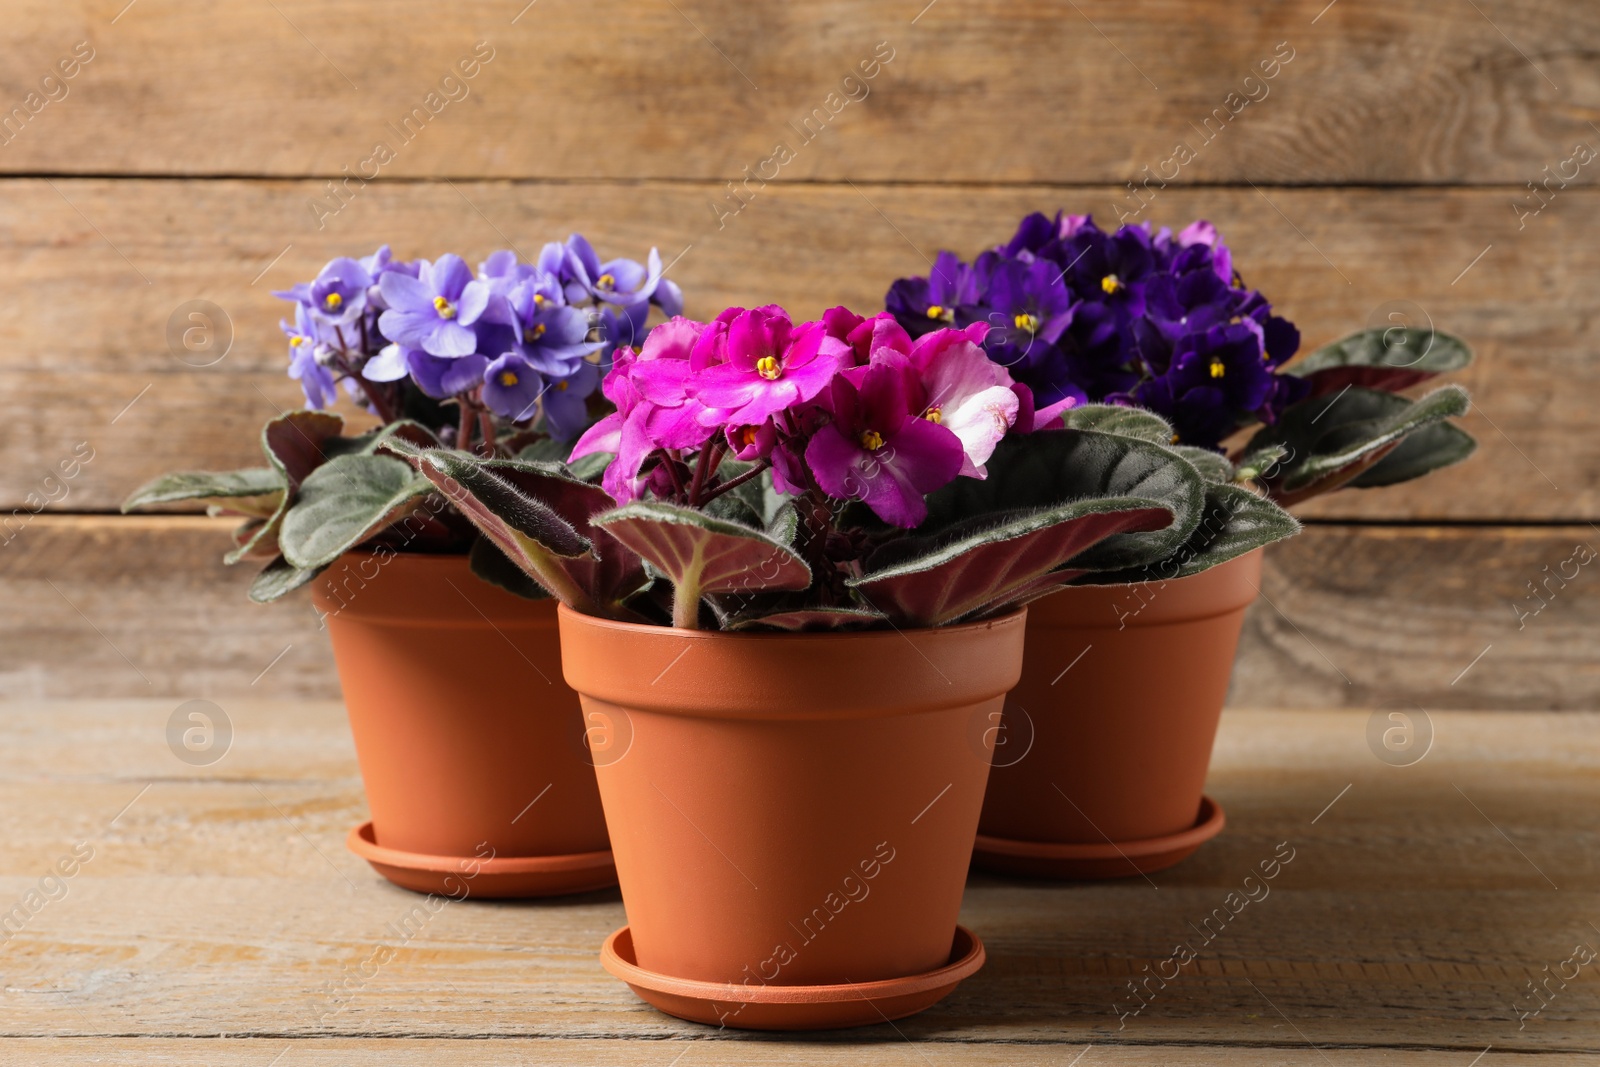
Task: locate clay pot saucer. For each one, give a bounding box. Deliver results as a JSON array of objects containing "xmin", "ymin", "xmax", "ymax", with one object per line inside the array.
[
  {"xmin": 600, "ymin": 924, "xmax": 986, "ymax": 1030},
  {"xmin": 972, "ymin": 795, "xmax": 1226, "ymax": 880},
  {"xmin": 347, "ymin": 822, "xmax": 617, "ymax": 899}
]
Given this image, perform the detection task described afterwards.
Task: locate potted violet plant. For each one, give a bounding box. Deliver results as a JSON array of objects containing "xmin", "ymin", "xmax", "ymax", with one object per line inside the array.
[
  {"xmin": 380, "ymin": 303, "xmax": 1299, "ymax": 1029},
  {"xmin": 885, "ymin": 211, "xmax": 1476, "ymax": 878},
  {"xmin": 123, "ymin": 237, "xmax": 683, "ymax": 897}
]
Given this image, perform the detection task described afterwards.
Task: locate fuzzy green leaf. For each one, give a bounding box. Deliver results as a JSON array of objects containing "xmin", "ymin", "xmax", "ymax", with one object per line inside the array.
[
  {"xmin": 122, "ymin": 468, "xmax": 283, "ymax": 516},
  {"xmin": 1293, "ymin": 327, "xmax": 1473, "ymax": 398},
  {"xmin": 1248, "ymin": 385, "xmax": 1472, "ymax": 506},
  {"xmin": 278, "ymin": 455, "xmax": 435, "ymax": 569},
  {"xmin": 1348, "ymin": 420, "xmax": 1477, "ymax": 488},
  {"xmin": 248, "ymin": 555, "xmax": 323, "ymax": 603},
  {"xmin": 1076, "ymin": 484, "xmax": 1299, "ymax": 585},
  {"xmin": 386, "ymin": 441, "xmax": 600, "ymax": 610},
  {"xmin": 468, "ymin": 534, "xmax": 552, "ymax": 601},
  {"xmin": 921, "ymin": 429, "xmax": 1206, "ymax": 573},
  {"xmin": 1172, "ymin": 445, "xmax": 1233, "ymax": 485},
  {"xmin": 593, "ymin": 501, "xmax": 811, "ymax": 629},
  {"xmin": 850, "ymin": 498, "xmax": 1174, "ymax": 627},
  {"xmin": 1059, "ymin": 403, "xmax": 1176, "ymax": 444}
]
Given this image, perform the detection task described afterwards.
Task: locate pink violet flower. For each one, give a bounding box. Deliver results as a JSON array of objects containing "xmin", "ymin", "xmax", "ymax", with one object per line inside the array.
[
  {"xmin": 571, "ymin": 317, "xmax": 716, "ymax": 501},
  {"xmin": 691, "ymin": 307, "xmax": 850, "ymax": 425},
  {"xmin": 805, "ymin": 352, "xmax": 965, "ymax": 528},
  {"xmin": 906, "ymin": 324, "xmax": 1020, "ymax": 478}
]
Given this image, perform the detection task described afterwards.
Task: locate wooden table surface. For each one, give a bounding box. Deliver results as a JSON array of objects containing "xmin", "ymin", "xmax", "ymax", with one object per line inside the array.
[{"xmin": 2, "ymin": 702, "xmax": 1594, "ymax": 1065}]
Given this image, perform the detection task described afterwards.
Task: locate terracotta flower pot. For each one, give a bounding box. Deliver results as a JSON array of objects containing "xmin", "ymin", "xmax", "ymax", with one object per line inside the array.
[
  {"xmin": 313, "ymin": 551, "xmax": 615, "ymax": 898},
  {"xmin": 559, "ymin": 605, "xmax": 1026, "ymax": 1030},
  {"xmin": 973, "ymin": 549, "xmax": 1262, "ymax": 880}
]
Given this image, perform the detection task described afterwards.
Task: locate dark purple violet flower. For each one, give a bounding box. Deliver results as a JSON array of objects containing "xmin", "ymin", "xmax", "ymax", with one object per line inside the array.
[{"xmin": 885, "ymin": 250, "xmax": 979, "ymax": 338}]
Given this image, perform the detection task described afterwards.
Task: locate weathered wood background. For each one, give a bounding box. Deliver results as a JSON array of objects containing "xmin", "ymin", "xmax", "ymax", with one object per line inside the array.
[{"xmin": 2, "ymin": 0, "xmax": 1595, "ymax": 707}]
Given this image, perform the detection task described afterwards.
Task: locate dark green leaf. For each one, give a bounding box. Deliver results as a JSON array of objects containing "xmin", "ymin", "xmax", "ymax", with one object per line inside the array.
[
  {"xmin": 1076, "ymin": 484, "xmax": 1299, "ymax": 584},
  {"xmin": 468, "ymin": 535, "xmax": 552, "ymax": 601},
  {"xmin": 1292, "ymin": 327, "xmax": 1473, "ymax": 398},
  {"xmin": 725, "ymin": 606, "xmax": 888, "ymax": 632},
  {"xmin": 850, "ymin": 498, "xmax": 1174, "ymax": 627},
  {"xmin": 121, "ymin": 468, "xmax": 282, "ymax": 516},
  {"xmin": 1247, "ymin": 385, "xmax": 1471, "ymax": 506},
  {"xmin": 248, "ymin": 555, "xmax": 323, "ymax": 603},
  {"xmin": 325, "ymin": 419, "xmax": 439, "ymax": 459},
  {"xmin": 1348, "ymin": 421, "xmax": 1477, "ymax": 488},
  {"xmin": 593, "ymin": 501, "xmax": 811, "ymax": 629},
  {"xmin": 386, "ymin": 441, "xmax": 600, "ymax": 610},
  {"xmin": 922, "ymin": 429, "xmax": 1206, "ymax": 573},
  {"xmin": 279, "ymin": 454, "xmax": 435, "ymax": 569},
  {"xmin": 1171, "ymin": 445, "xmax": 1233, "ymax": 485},
  {"xmin": 1059, "ymin": 403, "xmax": 1175, "ymax": 444}
]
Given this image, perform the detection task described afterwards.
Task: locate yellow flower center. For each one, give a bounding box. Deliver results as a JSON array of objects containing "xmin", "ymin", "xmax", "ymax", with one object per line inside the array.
[
  {"xmin": 926, "ymin": 304, "xmax": 946, "ymax": 319},
  {"xmin": 1101, "ymin": 274, "xmax": 1122, "ymax": 295},
  {"xmin": 737, "ymin": 425, "xmax": 758, "ymax": 448},
  {"xmin": 1014, "ymin": 313, "xmax": 1040, "ymax": 333},
  {"xmin": 755, "ymin": 355, "xmax": 782, "ymax": 380},
  {"xmin": 1170, "ymin": 432, "xmax": 1181, "ymax": 444},
  {"xmin": 924, "ymin": 406, "xmax": 943, "ymax": 424},
  {"xmin": 529, "ymin": 323, "xmax": 547, "ymax": 340},
  {"xmin": 533, "ymin": 293, "xmax": 546, "ymax": 305},
  {"xmin": 859, "ymin": 429, "xmax": 885, "ymax": 451},
  {"xmin": 556, "ymin": 380, "xmax": 568, "ymax": 391},
  {"xmin": 433, "ymin": 295, "xmax": 456, "ymax": 319},
  {"xmin": 596, "ymin": 272, "xmax": 616, "ymax": 290},
  {"xmin": 324, "ymin": 292, "xmax": 343, "ymax": 309},
  {"xmin": 498, "ymin": 370, "xmax": 519, "ymax": 387},
  {"xmin": 1209, "ymin": 358, "xmax": 1226, "ymax": 379},
  {"xmin": 289, "ymin": 336, "xmax": 305, "ymax": 347}
]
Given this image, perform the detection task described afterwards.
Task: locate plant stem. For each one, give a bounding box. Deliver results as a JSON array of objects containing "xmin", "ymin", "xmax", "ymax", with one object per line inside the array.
[
  {"xmin": 479, "ymin": 410, "xmax": 497, "ymax": 457},
  {"xmin": 686, "ymin": 439, "xmax": 725, "ymax": 506},
  {"xmin": 671, "ymin": 577, "xmax": 702, "ymax": 629},
  {"xmin": 456, "ymin": 399, "xmax": 475, "ymax": 452},
  {"xmin": 659, "ymin": 450, "xmax": 687, "ymax": 499},
  {"xmin": 697, "ymin": 459, "xmax": 770, "ymax": 505}
]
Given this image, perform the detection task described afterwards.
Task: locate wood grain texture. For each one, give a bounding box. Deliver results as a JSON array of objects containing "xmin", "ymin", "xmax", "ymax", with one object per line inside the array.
[
  {"xmin": 0, "ymin": 704, "xmax": 1593, "ymax": 1055},
  {"xmin": 4, "ymin": 517, "xmax": 1595, "ymax": 710},
  {"xmin": 0, "ymin": 180, "xmax": 1590, "ymax": 519},
  {"xmin": 2, "ymin": 1, "xmax": 1595, "ymax": 183}
]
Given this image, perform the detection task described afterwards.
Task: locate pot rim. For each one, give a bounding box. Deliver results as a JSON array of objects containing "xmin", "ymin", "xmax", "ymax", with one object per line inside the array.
[
  {"xmin": 557, "ymin": 602, "xmax": 1026, "ymax": 642},
  {"xmin": 557, "ymin": 603, "xmax": 1027, "ymax": 719}
]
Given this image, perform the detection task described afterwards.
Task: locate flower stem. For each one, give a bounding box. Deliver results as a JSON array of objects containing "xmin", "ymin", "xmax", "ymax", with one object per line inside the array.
[
  {"xmin": 479, "ymin": 410, "xmax": 497, "ymax": 457},
  {"xmin": 697, "ymin": 459, "xmax": 770, "ymax": 505},
  {"xmin": 686, "ymin": 439, "xmax": 726, "ymax": 507},
  {"xmin": 456, "ymin": 399, "xmax": 475, "ymax": 452}
]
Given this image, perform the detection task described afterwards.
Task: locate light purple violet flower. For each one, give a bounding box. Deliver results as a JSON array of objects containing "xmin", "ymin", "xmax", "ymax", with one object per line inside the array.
[{"xmin": 377, "ymin": 254, "xmax": 491, "ymax": 358}]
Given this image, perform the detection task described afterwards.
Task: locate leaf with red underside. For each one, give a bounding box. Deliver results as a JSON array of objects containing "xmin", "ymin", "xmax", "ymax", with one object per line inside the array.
[
  {"xmin": 385, "ymin": 445, "xmax": 650, "ymax": 609},
  {"xmin": 384, "ymin": 441, "xmax": 600, "ymax": 611},
  {"xmin": 850, "ymin": 500, "xmax": 1175, "ymax": 627},
  {"xmin": 592, "ymin": 502, "xmax": 810, "ymax": 629},
  {"xmin": 1246, "ymin": 385, "xmax": 1473, "ymax": 506},
  {"xmin": 223, "ymin": 410, "xmax": 349, "ymax": 565},
  {"xmin": 1291, "ymin": 327, "xmax": 1473, "ymax": 398},
  {"xmin": 263, "ymin": 410, "xmax": 346, "ymax": 492}
]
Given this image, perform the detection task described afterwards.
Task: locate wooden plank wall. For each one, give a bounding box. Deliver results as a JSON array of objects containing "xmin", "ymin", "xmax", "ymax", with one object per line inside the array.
[{"xmin": 1, "ymin": 0, "xmax": 1595, "ymax": 707}]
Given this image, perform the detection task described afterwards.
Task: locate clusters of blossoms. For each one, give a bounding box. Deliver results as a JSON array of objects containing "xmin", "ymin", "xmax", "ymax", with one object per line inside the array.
[
  {"xmin": 275, "ymin": 237, "xmax": 682, "ymax": 446},
  {"xmin": 570, "ymin": 306, "xmax": 1077, "ymax": 527},
  {"xmin": 885, "ymin": 212, "xmax": 1309, "ymax": 449}
]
